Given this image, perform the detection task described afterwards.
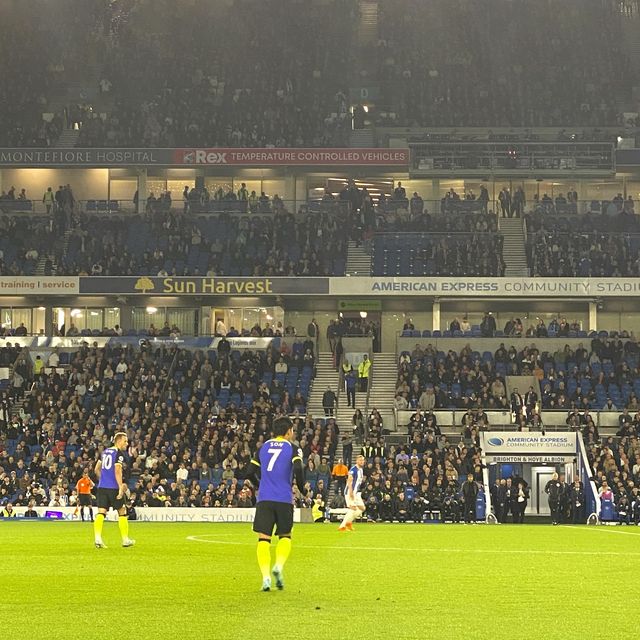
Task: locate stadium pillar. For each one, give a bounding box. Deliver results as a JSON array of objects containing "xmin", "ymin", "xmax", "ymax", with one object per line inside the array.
[
  {"xmin": 44, "ymin": 306, "xmax": 54, "ymax": 336},
  {"xmin": 588, "ymin": 301, "xmax": 598, "ymax": 331},
  {"xmin": 0, "ymin": 169, "xmax": 3, "ymax": 193},
  {"xmin": 432, "ymin": 299, "xmax": 441, "ymax": 332},
  {"xmin": 295, "ymin": 176, "xmax": 306, "ymax": 213},
  {"xmin": 119, "ymin": 304, "xmax": 133, "ymax": 332},
  {"xmin": 137, "ymin": 168, "xmax": 147, "ymax": 214},
  {"xmin": 285, "ymin": 175, "xmax": 296, "ymax": 210}
]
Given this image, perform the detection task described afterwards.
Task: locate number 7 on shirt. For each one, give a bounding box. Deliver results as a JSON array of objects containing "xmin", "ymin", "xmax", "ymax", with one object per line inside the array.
[{"xmin": 266, "ymin": 448, "xmax": 282, "ymax": 472}]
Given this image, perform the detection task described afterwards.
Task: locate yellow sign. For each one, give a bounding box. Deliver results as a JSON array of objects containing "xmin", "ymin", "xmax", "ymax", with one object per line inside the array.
[
  {"xmin": 161, "ymin": 278, "xmax": 273, "ymax": 295},
  {"xmin": 134, "ymin": 277, "xmax": 155, "ymax": 293}
]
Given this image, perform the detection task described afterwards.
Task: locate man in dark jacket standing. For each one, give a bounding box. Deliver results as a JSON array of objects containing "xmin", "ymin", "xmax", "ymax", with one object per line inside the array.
[
  {"xmin": 512, "ymin": 480, "xmax": 529, "ymax": 523},
  {"xmin": 480, "ymin": 312, "xmax": 496, "ymax": 337},
  {"xmin": 558, "ymin": 473, "xmax": 570, "ymax": 524},
  {"xmin": 322, "ymin": 386, "xmax": 336, "ymax": 416},
  {"xmin": 495, "ymin": 478, "xmax": 507, "ymax": 522},
  {"xmin": 545, "ymin": 472, "xmax": 562, "ymax": 525},
  {"xmin": 510, "ymin": 388, "xmax": 524, "ymax": 418},
  {"xmin": 462, "ymin": 474, "xmax": 479, "ymax": 523},
  {"xmin": 394, "ymin": 491, "xmax": 410, "ymax": 522},
  {"xmin": 570, "ymin": 478, "xmax": 585, "ymax": 524}
]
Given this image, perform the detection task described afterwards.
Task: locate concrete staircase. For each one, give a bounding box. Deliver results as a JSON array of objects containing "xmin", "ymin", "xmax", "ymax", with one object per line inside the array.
[
  {"xmin": 35, "ymin": 256, "xmax": 57, "ymax": 276},
  {"xmin": 354, "ymin": 0, "xmax": 379, "ymax": 83},
  {"xmin": 346, "ymin": 240, "xmax": 371, "ymax": 276},
  {"xmin": 349, "ymin": 128, "xmax": 375, "ymax": 147},
  {"xmin": 367, "ymin": 352, "xmax": 398, "ymax": 431},
  {"xmin": 56, "ymin": 129, "xmax": 80, "ymax": 148},
  {"xmin": 306, "ymin": 352, "xmax": 340, "ymax": 418},
  {"xmin": 10, "ymin": 396, "xmax": 27, "ymax": 419},
  {"xmin": 622, "ymin": 10, "xmax": 640, "ymax": 70},
  {"xmin": 9, "ymin": 372, "xmax": 32, "ymax": 419},
  {"xmin": 35, "ymin": 229, "xmax": 72, "ymax": 276},
  {"xmin": 621, "ymin": 8, "xmax": 640, "ymax": 110},
  {"xmin": 358, "ymin": 1, "xmax": 379, "ymax": 46},
  {"xmin": 500, "ymin": 218, "xmax": 529, "ymax": 277}
]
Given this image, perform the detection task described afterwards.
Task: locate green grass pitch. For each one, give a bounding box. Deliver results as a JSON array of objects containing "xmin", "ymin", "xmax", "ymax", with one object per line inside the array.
[{"xmin": 2, "ymin": 521, "xmax": 639, "ymax": 639}]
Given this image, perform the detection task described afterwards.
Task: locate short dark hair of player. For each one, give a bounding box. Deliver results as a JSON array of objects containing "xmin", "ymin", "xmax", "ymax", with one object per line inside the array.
[{"xmin": 272, "ymin": 417, "xmax": 293, "ymax": 438}]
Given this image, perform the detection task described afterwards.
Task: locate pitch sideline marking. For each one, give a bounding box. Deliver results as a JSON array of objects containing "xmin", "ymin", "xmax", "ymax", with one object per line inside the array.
[
  {"xmin": 565, "ymin": 525, "xmax": 640, "ymax": 537},
  {"xmin": 186, "ymin": 534, "xmax": 640, "ymax": 556}
]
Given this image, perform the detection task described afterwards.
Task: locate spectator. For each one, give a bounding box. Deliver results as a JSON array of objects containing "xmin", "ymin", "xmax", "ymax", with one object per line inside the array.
[
  {"xmin": 322, "ymin": 386, "xmax": 336, "ymax": 416},
  {"xmin": 331, "ymin": 459, "xmax": 348, "ymax": 494},
  {"xmin": 358, "ymin": 355, "xmax": 371, "ymax": 392}
]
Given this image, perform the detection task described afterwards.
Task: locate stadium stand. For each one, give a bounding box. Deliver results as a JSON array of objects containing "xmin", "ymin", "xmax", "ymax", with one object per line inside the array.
[
  {"xmin": 356, "ymin": 438, "xmax": 484, "ymax": 523},
  {"xmin": 376, "ymin": 0, "xmax": 632, "ymax": 127},
  {"xmin": 0, "ymin": 207, "xmax": 350, "ymax": 277},
  {"xmin": 0, "ymin": 190, "xmax": 508, "ymax": 278},
  {"xmin": 0, "ymin": 339, "xmax": 328, "ymax": 508},
  {"xmin": 585, "ymin": 435, "xmax": 640, "ymax": 523},
  {"xmin": 2, "ymin": 335, "xmax": 640, "ymax": 521},
  {"xmin": 526, "ymin": 207, "xmax": 640, "ymax": 277},
  {"xmin": 3, "ymin": 0, "xmax": 635, "ymax": 145},
  {"xmin": 395, "ymin": 338, "xmax": 640, "ymax": 412},
  {"xmin": 77, "ymin": 0, "xmax": 357, "ymax": 148}
]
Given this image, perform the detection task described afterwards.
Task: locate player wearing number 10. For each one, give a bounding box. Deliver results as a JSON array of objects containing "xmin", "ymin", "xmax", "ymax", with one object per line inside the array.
[
  {"xmin": 248, "ymin": 417, "xmax": 305, "ymax": 592},
  {"xmin": 93, "ymin": 431, "xmax": 135, "ymax": 549}
]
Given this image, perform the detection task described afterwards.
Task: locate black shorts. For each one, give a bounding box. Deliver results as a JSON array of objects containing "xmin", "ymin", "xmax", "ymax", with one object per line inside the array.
[
  {"xmin": 253, "ymin": 501, "xmax": 294, "ymax": 537},
  {"xmin": 96, "ymin": 488, "xmax": 124, "ymax": 512},
  {"xmin": 78, "ymin": 494, "xmax": 93, "ymax": 507}
]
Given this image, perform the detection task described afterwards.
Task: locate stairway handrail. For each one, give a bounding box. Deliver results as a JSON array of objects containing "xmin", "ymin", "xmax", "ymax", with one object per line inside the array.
[
  {"xmin": 335, "ymin": 352, "xmax": 344, "ymax": 412},
  {"xmin": 364, "ymin": 351, "xmax": 374, "ymax": 439}
]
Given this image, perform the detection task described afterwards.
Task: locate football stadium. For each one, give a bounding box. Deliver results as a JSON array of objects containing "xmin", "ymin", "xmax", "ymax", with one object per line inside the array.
[{"xmin": 2, "ymin": 0, "xmax": 640, "ymax": 638}]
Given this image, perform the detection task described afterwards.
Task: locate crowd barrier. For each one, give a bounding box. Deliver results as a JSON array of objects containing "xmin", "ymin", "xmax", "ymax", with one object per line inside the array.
[
  {"xmin": 7, "ymin": 506, "xmax": 312, "ymax": 523},
  {"xmin": 395, "ymin": 409, "xmax": 628, "ymax": 429}
]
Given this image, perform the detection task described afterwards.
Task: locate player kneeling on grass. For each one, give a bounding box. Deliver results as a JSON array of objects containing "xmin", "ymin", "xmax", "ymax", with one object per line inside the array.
[
  {"xmin": 339, "ymin": 455, "xmax": 366, "ymax": 531},
  {"xmin": 93, "ymin": 432, "xmax": 135, "ymax": 549},
  {"xmin": 247, "ymin": 417, "xmax": 305, "ymax": 592}
]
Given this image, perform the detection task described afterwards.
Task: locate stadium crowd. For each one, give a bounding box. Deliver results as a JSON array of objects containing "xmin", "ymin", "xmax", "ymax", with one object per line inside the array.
[
  {"xmin": 352, "ymin": 439, "xmax": 484, "ymax": 523},
  {"xmin": 0, "ymin": 206, "xmax": 351, "ymax": 277},
  {"xmin": 77, "ymin": 0, "xmax": 356, "ymax": 148},
  {"xmin": 376, "ymin": 0, "xmax": 631, "ymax": 128},
  {"xmin": 0, "ymin": 0, "xmax": 109, "ymax": 147},
  {"xmin": 0, "ymin": 340, "xmax": 333, "ymax": 511},
  {"xmin": 1, "ymin": 337, "xmax": 639, "ymax": 524},
  {"xmin": 526, "ymin": 207, "xmax": 640, "ymax": 277},
  {"xmin": 0, "ymin": 185, "xmax": 508, "ymax": 279},
  {"xmin": 395, "ymin": 337, "xmax": 640, "ymax": 416},
  {"xmin": 2, "ymin": 0, "xmax": 635, "ymax": 150},
  {"xmin": 586, "ymin": 434, "xmax": 640, "ymax": 523},
  {"xmin": 373, "ymin": 208, "xmax": 504, "ymax": 277}
]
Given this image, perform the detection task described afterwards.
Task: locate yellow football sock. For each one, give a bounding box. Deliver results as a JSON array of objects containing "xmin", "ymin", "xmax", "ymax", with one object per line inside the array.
[
  {"xmin": 118, "ymin": 516, "xmax": 129, "ymax": 541},
  {"xmin": 257, "ymin": 540, "xmax": 272, "ymax": 579},
  {"xmin": 94, "ymin": 513, "xmax": 104, "ymax": 538},
  {"xmin": 274, "ymin": 537, "xmax": 292, "ymax": 570}
]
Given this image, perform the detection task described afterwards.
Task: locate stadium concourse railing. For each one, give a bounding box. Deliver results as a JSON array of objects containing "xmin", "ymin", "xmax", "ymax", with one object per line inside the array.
[
  {"xmin": 0, "ymin": 198, "xmax": 351, "ymax": 216},
  {"xmin": 394, "ymin": 409, "xmax": 630, "ymax": 431},
  {"xmin": 0, "ymin": 197, "xmax": 503, "ymax": 218},
  {"xmin": 408, "ymin": 141, "xmax": 616, "ymax": 173},
  {"xmin": 2, "ymin": 193, "xmax": 633, "ymax": 219}
]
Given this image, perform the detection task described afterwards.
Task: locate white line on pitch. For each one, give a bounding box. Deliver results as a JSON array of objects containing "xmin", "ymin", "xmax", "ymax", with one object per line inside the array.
[
  {"xmin": 186, "ymin": 534, "xmax": 640, "ymax": 556},
  {"xmin": 565, "ymin": 525, "xmax": 640, "ymax": 537}
]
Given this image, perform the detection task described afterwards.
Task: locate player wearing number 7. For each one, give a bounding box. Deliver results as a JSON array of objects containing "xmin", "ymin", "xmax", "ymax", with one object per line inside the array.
[
  {"xmin": 93, "ymin": 432, "xmax": 135, "ymax": 549},
  {"xmin": 338, "ymin": 455, "xmax": 366, "ymax": 531},
  {"xmin": 248, "ymin": 417, "xmax": 305, "ymax": 592}
]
